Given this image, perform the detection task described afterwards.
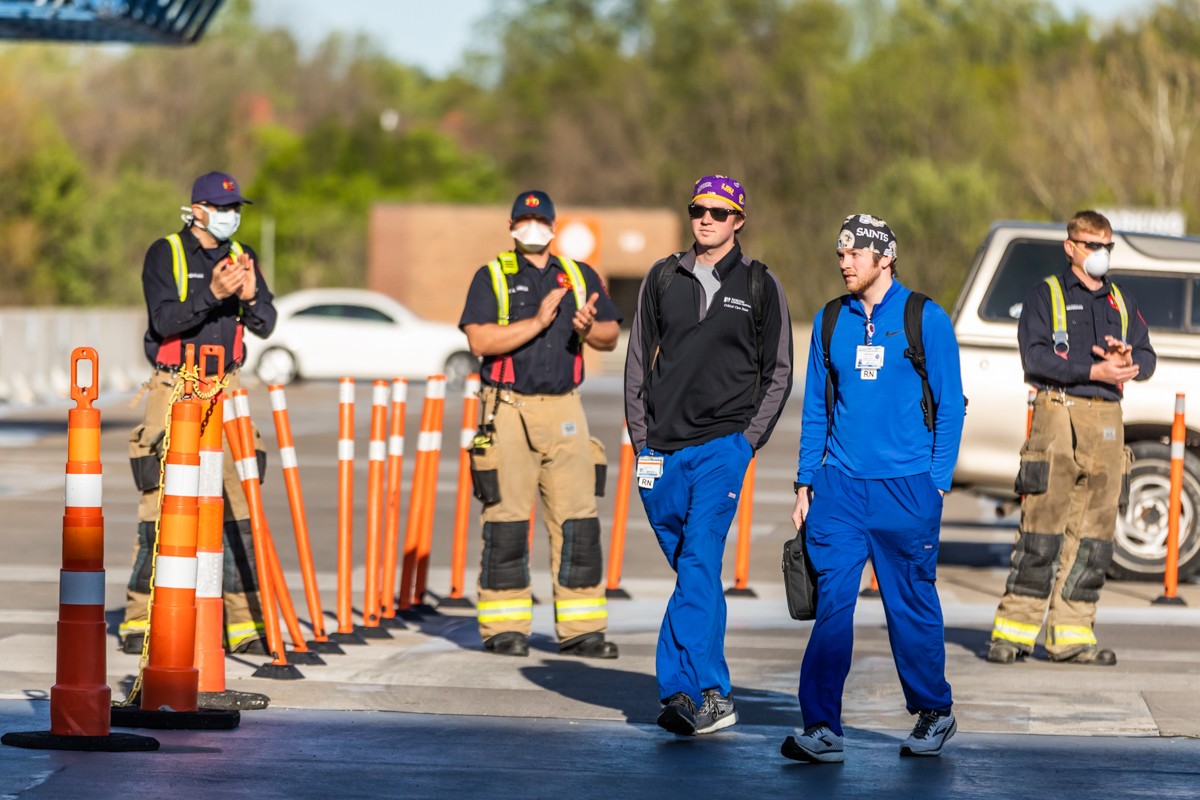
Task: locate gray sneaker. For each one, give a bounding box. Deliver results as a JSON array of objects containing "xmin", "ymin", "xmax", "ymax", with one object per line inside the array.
[
  {"xmin": 781, "ymin": 723, "xmax": 844, "ymax": 763},
  {"xmin": 695, "ymin": 689, "xmax": 737, "ymax": 735},
  {"xmin": 657, "ymin": 692, "xmax": 697, "ymax": 736},
  {"xmin": 900, "ymin": 710, "xmax": 957, "ymax": 757}
]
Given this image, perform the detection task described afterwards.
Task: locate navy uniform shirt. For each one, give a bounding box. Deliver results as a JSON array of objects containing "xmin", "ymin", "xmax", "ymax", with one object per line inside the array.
[
  {"xmin": 1018, "ymin": 267, "xmax": 1155, "ymax": 401},
  {"xmin": 458, "ymin": 252, "xmax": 621, "ymax": 395},
  {"xmin": 142, "ymin": 227, "xmax": 276, "ymax": 372}
]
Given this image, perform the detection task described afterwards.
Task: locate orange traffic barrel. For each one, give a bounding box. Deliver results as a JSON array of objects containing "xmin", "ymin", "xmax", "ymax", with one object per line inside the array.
[{"xmin": 3, "ymin": 348, "xmax": 159, "ymax": 751}]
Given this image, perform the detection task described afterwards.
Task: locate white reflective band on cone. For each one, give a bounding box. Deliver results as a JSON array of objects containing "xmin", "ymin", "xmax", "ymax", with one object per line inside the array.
[
  {"xmin": 164, "ymin": 463, "xmax": 201, "ymax": 497},
  {"xmin": 621, "ymin": 425, "xmax": 630, "ymax": 445},
  {"xmin": 59, "ymin": 570, "xmax": 105, "ymax": 605},
  {"xmin": 269, "ymin": 387, "xmax": 288, "ymax": 411},
  {"xmin": 391, "ymin": 380, "xmax": 407, "ymax": 403},
  {"xmin": 64, "ymin": 473, "xmax": 103, "ymax": 508},
  {"xmin": 460, "ymin": 429, "xmax": 473, "ymax": 449},
  {"xmin": 1176, "ymin": 396, "xmax": 1185, "ymax": 414},
  {"xmin": 369, "ymin": 441, "xmax": 386, "ymax": 462},
  {"xmin": 388, "ymin": 435, "xmax": 404, "ymax": 457},
  {"xmin": 338, "ymin": 439, "xmax": 355, "ymax": 461},
  {"xmin": 280, "ymin": 446, "xmax": 299, "ymax": 470},
  {"xmin": 154, "ymin": 555, "xmax": 198, "ymax": 589},
  {"xmin": 1172, "ymin": 442, "xmax": 1185, "ymax": 460},
  {"xmin": 234, "ymin": 391, "xmax": 251, "ymax": 418},
  {"xmin": 417, "ymin": 431, "xmax": 436, "ymax": 452},
  {"xmin": 465, "ymin": 376, "xmax": 481, "ymax": 394},
  {"xmin": 196, "ymin": 552, "xmax": 223, "ymax": 598},
  {"xmin": 237, "ymin": 457, "xmax": 259, "ymax": 481},
  {"xmin": 339, "ymin": 380, "xmax": 355, "ymax": 404},
  {"xmin": 198, "ymin": 451, "xmax": 223, "ymax": 498},
  {"xmin": 373, "ymin": 384, "xmax": 389, "ymax": 405},
  {"xmin": 431, "ymin": 431, "xmax": 443, "ymax": 450},
  {"xmin": 223, "ymin": 400, "xmax": 235, "ymax": 424},
  {"xmin": 427, "ymin": 378, "xmax": 446, "ymax": 400}
]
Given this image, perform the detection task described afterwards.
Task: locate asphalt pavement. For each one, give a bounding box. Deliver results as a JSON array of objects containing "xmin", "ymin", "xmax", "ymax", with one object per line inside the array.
[{"xmin": 1, "ymin": 375, "xmax": 1198, "ymax": 799}]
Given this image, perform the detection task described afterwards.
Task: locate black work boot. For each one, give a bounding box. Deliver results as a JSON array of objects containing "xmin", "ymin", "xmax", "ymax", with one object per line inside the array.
[
  {"xmin": 558, "ymin": 632, "xmax": 619, "ymax": 659},
  {"xmin": 484, "ymin": 632, "xmax": 529, "ymax": 657}
]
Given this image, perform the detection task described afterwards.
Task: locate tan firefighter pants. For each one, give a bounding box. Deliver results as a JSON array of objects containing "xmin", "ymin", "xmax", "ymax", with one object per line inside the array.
[
  {"xmin": 473, "ymin": 387, "xmax": 608, "ymax": 644},
  {"xmin": 120, "ymin": 368, "xmax": 265, "ymax": 650},
  {"xmin": 992, "ymin": 390, "xmax": 1129, "ymax": 658}
]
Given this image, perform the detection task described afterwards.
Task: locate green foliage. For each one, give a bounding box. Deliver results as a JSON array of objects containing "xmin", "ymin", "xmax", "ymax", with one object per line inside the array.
[{"xmin": 0, "ymin": 0, "xmax": 1194, "ymax": 317}]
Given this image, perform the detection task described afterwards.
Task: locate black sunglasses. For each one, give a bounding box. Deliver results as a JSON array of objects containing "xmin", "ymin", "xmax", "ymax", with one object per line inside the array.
[
  {"xmin": 1070, "ymin": 239, "xmax": 1115, "ymax": 253},
  {"xmin": 688, "ymin": 204, "xmax": 741, "ymax": 222}
]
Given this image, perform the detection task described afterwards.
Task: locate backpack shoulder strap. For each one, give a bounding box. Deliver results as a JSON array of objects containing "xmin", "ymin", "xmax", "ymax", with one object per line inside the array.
[
  {"xmin": 642, "ymin": 254, "xmax": 683, "ymax": 390},
  {"xmin": 748, "ymin": 260, "xmax": 770, "ymax": 405},
  {"xmin": 903, "ymin": 292, "xmax": 936, "ymax": 431},
  {"xmin": 821, "ymin": 295, "xmax": 845, "ymax": 430}
]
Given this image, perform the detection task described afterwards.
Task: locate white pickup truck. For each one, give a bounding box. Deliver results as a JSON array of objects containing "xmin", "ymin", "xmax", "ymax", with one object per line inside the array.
[{"xmin": 951, "ymin": 221, "xmax": 1200, "ymax": 581}]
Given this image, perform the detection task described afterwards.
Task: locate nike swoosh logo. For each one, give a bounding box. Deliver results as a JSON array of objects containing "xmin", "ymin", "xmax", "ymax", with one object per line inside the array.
[{"xmin": 885, "ymin": 330, "xmax": 903, "ymax": 337}]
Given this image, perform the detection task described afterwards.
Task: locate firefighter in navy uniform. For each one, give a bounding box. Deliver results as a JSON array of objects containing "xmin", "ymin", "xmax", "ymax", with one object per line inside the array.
[
  {"xmin": 459, "ymin": 190, "xmax": 622, "ymax": 658},
  {"xmin": 119, "ymin": 171, "xmax": 277, "ymax": 656},
  {"xmin": 988, "ymin": 210, "xmax": 1155, "ymax": 666}
]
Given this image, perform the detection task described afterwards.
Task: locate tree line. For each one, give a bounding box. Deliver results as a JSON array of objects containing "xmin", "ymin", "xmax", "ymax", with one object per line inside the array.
[{"xmin": 1, "ymin": 0, "xmax": 1197, "ymax": 317}]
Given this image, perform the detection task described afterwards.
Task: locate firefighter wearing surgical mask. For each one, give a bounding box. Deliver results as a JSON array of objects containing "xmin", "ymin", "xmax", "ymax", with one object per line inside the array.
[
  {"xmin": 988, "ymin": 210, "xmax": 1156, "ymax": 667},
  {"xmin": 458, "ymin": 190, "xmax": 622, "ymax": 659},
  {"xmin": 119, "ymin": 171, "xmax": 277, "ymax": 656}
]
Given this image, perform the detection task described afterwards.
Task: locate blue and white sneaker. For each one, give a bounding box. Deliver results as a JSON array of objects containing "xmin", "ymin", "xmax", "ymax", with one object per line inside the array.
[
  {"xmin": 695, "ymin": 689, "xmax": 737, "ymax": 735},
  {"xmin": 900, "ymin": 710, "xmax": 957, "ymax": 757},
  {"xmin": 781, "ymin": 723, "xmax": 844, "ymax": 763}
]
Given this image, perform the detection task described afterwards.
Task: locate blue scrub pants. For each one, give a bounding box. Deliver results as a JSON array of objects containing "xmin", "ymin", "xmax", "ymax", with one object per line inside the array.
[
  {"xmin": 639, "ymin": 432, "xmax": 753, "ymax": 705},
  {"xmin": 799, "ymin": 465, "xmax": 952, "ymax": 736}
]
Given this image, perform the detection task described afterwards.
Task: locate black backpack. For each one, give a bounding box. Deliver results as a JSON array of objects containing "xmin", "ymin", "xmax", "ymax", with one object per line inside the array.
[
  {"xmin": 644, "ymin": 253, "xmax": 770, "ymax": 402},
  {"xmin": 820, "ymin": 292, "xmax": 939, "ymax": 431}
]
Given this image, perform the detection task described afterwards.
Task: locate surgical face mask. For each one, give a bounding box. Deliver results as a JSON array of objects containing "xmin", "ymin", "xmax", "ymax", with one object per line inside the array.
[
  {"xmin": 511, "ymin": 220, "xmax": 554, "ymax": 253},
  {"xmin": 1083, "ymin": 248, "xmax": 1110, "ymax": 279},
  {"xmin": 193, "ymin": 205, "xmax": 241, "ymax": 241}
]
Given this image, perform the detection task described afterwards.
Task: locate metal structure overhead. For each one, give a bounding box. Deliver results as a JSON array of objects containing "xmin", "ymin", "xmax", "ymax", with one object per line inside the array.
[{"xmin": 0, "ymin": 0, "xmax": 226, "ymax": 44}]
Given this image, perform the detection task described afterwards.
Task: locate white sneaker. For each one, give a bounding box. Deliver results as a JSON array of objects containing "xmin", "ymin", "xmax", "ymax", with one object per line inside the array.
[
  {"xmin": 780, "ymin": 724, "xmax": 844, "ymax": 763},
  {"xmin": 695, "ymin": 690, "xmax": 737, "ymax": 735},
  {"xmin": 900, "ymin": 711, "xmax": 957, "ymax": 757}
]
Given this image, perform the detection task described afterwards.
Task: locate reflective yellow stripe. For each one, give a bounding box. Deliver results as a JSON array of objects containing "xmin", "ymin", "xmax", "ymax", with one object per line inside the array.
[
  {"xmin": 1109, "ymin": 282, "xmax": 1129, "ymax": 341},
  {"xmin": 486, "ymin": 259, "xmax": 510, "ymax": 325},
  {"xmin": 226, "ymin": 620, "xmax": 266, "ymax": 650},
  {"xmin": 554, "ymin": 597, "xmax": 607, "ymax": 622},
  {"xmin": 1050, "ymin": 624, "xmax": 1097, "ymax": 647},
  {"xmin": 992, "ymin": 616, "xmax": 1039, "ymax": 647},
  {"xmin": 167, "ymin": 233, "xmax": 188, "ymax": 302},
  {"xmin": 1045, "ymin": 275, "xmax": 1066, "ymax": 343},
  {"xmin": 119, "ymin": 619, "xmax": 149, "ymax": 636},
  {"xmin": 558, "ymin": 256, "xmax": 587, "ymax": 310},
  {"xmin": 478, "ymin": 598, "xmax": 533, "ymax": 623}
]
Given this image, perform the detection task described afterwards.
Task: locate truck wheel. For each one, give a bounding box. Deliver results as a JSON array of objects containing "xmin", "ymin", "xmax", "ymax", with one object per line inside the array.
[{"xmin": 1109, "ymin": 440, "xmax": 1200, "ymax": 582}]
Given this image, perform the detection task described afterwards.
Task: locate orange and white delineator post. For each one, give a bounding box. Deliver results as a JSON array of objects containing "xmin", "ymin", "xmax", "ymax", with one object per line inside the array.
[
  {"xmin": 725, "ymin": 457, "xmax": 757, "ymax": 597},
  {"xmin": 398, "ymin": 378, "xmax": 439, "ymax": 613},
  {"xmin": 443, "ymin": 374, "xmax": 480, "ymax": 608},
  {"xmin": 380, "ymin": 379, "xmax": 408, "ymax": 625},
  {"xmin": 269, "ymin": 384, "xmax": 343, "ymax": 652},
  {"xmin": 605, "ymin": 423, "xmax": 635, "ymax": 600},
  {"xmin": 331, "ymin": 378, "xmax": 366, "ymax": 640},
  {"xmin": 194, "ymin": 346, "xmax": 227, "ymax": 694},
  {"xmin": 1155, "ymin": 394, "xmax": 1188, "ymax": 606},
  {"xmin": 221, "ymin": 392, "xmax": 301, "ymax": 678},
  {"xmin": 360, "ymin": 381, "xmax": 391, "ymax": 633},
  {"xmin": 139, "ymin": 357, "xmax": 203, "ymax": 712},
  {"xmin": 3, "ymin": 349, "xmax": 158, "ymax": 752},
  {"xmin": 229, "ymin": 389, "xmax": 320, "ymax": 668},
  {"xmin": 413, "ymin": 375, "xmax": 447, "ymax": 608}
]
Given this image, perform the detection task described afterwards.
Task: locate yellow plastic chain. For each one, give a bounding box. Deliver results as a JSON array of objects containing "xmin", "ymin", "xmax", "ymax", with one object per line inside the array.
[{"xmin": 118, "ymin": 366, "xmax": 230, "ymax": 706}]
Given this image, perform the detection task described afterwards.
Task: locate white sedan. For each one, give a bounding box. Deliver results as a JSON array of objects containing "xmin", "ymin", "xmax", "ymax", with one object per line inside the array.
[{"xmin": 243, "ymin": 289, "xmax": 479, "ymax": 391}]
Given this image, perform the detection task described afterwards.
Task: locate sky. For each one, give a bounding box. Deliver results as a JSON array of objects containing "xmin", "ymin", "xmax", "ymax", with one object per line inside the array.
[{"xmin": 253, "ymin": 0, "xmax": 1152, "ymax": 77}]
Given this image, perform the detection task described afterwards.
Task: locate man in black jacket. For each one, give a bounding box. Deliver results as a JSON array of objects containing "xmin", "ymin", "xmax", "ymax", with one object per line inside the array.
[
  {"xmin": 119, "ymin": 171, "xmax": 276, "ymax": 656},
  {"xmin": 624, "ymin": 175, "xmax": 793, "ymax": 736}
]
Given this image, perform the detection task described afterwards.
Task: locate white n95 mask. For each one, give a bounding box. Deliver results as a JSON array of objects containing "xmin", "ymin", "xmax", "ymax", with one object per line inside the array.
[{"xmin": 512, "ymin": 220, "xmax": 555, "ymax": 253}]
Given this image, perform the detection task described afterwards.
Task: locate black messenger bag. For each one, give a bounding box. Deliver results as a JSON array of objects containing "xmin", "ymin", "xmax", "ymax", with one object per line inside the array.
[{"xmin": 782, "ymin": 523, "xmax": 818, "ymax": 621}]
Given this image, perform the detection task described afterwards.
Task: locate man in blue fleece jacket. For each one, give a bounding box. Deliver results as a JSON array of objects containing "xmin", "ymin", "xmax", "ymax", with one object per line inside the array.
[{"xmin": 781, "ymin": 214, "xmax": 965, "ymax": 764}]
